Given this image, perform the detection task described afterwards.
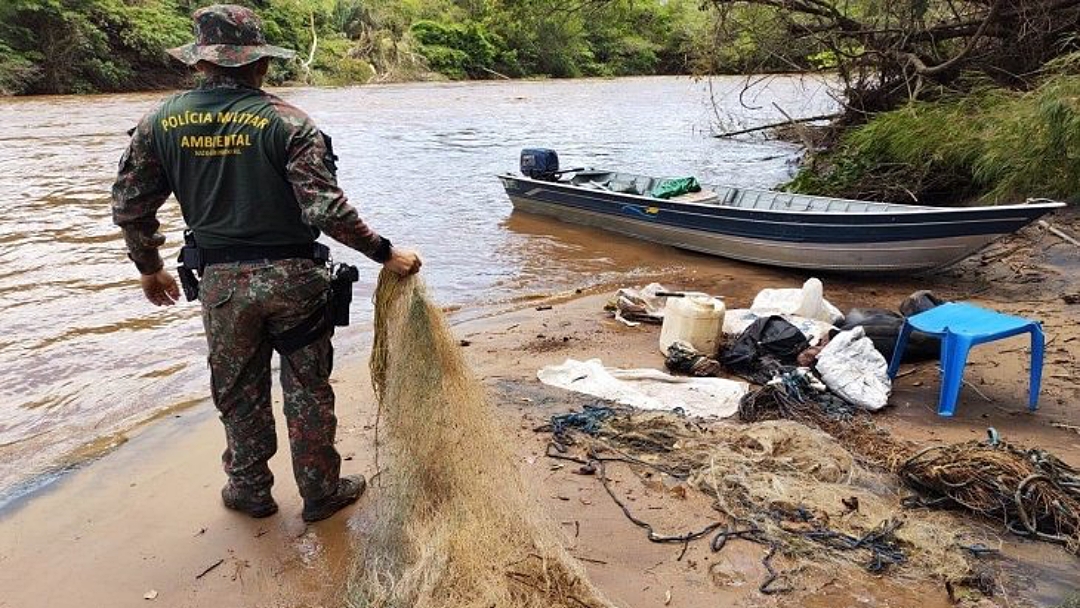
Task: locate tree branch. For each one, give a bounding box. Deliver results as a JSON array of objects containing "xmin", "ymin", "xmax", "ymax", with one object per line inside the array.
[
  {"xmin": 913, "ymin": 0, "xmax": 1002, "ymax": 75},
  {"xmin": 303, "ymin": 12, "xmax": 318, "ymax": 71}
]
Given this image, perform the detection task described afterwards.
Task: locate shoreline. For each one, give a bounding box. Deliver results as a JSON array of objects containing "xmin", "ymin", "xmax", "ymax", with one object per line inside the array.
[
  {"xmin": 0, "ymin": 278, "xmax": 623, "ymax": 513},
  {"xmin": 1, "ymin": 218, "xmax": 1078, "ymax": 607},
  {"xmin": 0, "ymin": 73, "xmax": 719, "ymax": 101}
]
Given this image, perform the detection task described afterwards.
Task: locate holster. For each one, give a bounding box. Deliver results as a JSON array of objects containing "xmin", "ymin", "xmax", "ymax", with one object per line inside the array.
[
  {"xmin": 329, "ymin": 262, "xmax": 359, "ymax": 327},
  {"xmin": 176, "ymin": 231, "xmax": 349, "ymax": 355},
  {"xmin": 177, "ymin": 231, "xmax": 202, "ymax": 302},
  {"xmin": 272, "ymin": 262, "xmax": 356, "ymax": 356}
]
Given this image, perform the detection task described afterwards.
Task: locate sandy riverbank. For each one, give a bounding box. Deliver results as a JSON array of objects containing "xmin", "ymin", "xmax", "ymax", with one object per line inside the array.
[{"xmin": 1, "ymin": 215, "xmax": 1078, "ymax": 608}]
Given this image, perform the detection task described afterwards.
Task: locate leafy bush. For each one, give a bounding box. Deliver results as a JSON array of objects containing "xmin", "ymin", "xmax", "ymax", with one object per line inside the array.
[
  {"xmin": 787, "ymin": 67, "xmax": 1080, "ymax": 204},
  {"xmin": 0, "ymin": 0, "xmax": 193, "ymax": 93},
  {"xmin": 310, "ymin": 35, "xmax": 375, "ymax": 85},
  {"xmin": 0, "ymin": 0, "xmax": 720, "ymax": 94},
  {"xmin": 410, "ymin": 20, "xmax": 497, "ymax": 79},
  {"xmin": 0, "ymin": 42, "xmax": 39, "ymax": 95}
]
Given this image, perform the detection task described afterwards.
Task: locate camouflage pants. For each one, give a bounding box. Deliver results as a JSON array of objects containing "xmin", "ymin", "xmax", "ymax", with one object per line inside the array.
[{"xmin": 200, "ymin": 258, "xmax": 341, "ymax": 501}]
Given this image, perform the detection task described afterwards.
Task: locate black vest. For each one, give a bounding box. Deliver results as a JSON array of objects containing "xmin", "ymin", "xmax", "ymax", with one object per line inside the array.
[{"xmin": 151, "ymin": 85, "xmax": 318, "ymax": 248}]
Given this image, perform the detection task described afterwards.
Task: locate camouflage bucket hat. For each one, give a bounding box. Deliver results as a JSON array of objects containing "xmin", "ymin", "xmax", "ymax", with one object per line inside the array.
[{"xmin": 167, "ymin": 4, "xmax": 296, "ymax": 67}]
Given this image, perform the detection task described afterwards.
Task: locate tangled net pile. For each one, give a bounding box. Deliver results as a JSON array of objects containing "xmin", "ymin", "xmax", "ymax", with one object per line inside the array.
[
  {"xmin": 543, "ymin": 366, "xmax": 1080, "ymax": 594},
  {"xmin": 351, "ymin": 270, "xmax": 613, "ymax": 608},
  {"xmin": 739, "ymin": 373, "xmax": 1080, "ymax": 554},
  {"xmin": 738, "ymin": 380, "xmax": 917, "ymax": 470},
  {"xmin": 901, "ymin": 441, "xmax": 1080, "ymax": 552},
  {"xmin": 548, "ymin": 408, "xmax": 975, "ymax": 588}
]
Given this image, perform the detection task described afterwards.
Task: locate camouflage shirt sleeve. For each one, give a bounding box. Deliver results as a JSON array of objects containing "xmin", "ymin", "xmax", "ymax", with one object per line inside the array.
[
  {"xmin": 280, "ymin": 107, "xmax": 390, "ymax": 263},
  {"xmin": 111, "ymin": 108, "xmax": 171, "ymax": 275}
]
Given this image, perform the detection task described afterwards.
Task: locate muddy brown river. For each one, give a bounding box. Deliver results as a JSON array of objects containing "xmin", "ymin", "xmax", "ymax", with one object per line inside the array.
[{"xmin": 0, "ymin": 75, "xmax": 835, "ymax": 504}]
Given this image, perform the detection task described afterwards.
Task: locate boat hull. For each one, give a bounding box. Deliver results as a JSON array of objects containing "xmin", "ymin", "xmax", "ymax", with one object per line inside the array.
[{"xmin": 501, "ymin": 175, "xmax": 1063, "ymax": 273}]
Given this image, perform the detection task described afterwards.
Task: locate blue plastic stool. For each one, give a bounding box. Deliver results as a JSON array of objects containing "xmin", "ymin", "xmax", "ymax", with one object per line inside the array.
[{"xmin": 887, "ymin": 302, "xmax": 1044, "ymax": 417}]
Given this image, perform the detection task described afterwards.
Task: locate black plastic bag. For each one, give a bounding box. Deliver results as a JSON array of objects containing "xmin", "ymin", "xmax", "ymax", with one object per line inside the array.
[
  {"xmin": 841, "ymin": 308, "xmax": 908, "ymax": 363},
  {"xmin": 841, "ymin": 290, "xmax": 946, "ymax": 364},
  {"xmin": 722, "ymin": 316, "xmax": 809, "ymax": 383},
  {"xmin": 899, "ymin": 290, "xmax": 945, "ymax": 318}
]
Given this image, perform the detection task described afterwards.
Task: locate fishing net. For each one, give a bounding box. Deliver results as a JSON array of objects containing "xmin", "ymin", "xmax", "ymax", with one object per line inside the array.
[
  {"xmin": 900, "ymin": 440, "xmax": 1080, "ymax": 552},
  {"xmin": 545, "ymin": 408, "xmax": 975, "ymax": 590},
  {"xmin": 737, "ymin": 379, "xmax": 917, "ymax": 471},
  {"xmin": 738, "ymin": 372, "xmax": 1080, "ymax": 555},
  {"xmin": 351, "ymin": 270, "xmax": 614, "ymax": 608}
]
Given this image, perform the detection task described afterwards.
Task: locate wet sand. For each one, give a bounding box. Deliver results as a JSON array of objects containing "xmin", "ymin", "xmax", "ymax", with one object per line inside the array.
[{"xmin": 1, "ymin": 217, "xmax": 1078, "ymax": 608}]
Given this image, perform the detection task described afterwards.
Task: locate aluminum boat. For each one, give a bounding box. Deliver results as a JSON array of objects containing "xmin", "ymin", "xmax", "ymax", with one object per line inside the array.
[{"xmin": 498, "ymin": 166, "xmax": 1064, "ymax": 273}]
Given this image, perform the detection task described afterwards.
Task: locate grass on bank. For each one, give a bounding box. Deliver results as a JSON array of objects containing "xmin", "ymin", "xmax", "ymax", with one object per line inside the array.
[{"xmin": 788, "ymin": 57, "xmax": 1080, "ymax": 206}]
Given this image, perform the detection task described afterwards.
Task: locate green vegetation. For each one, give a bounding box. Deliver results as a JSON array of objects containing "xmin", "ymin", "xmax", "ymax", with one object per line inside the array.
[
  {"xmin": 1056, "ymin": 591, "xmax": 1080, "ymax": 608},
  {"xmin": 409, "ymin": 20, "xmax": 500, "ymax": 80},
  {"xmin": 787, "ymin": 58, "xmax": 1080, "ymax": 205},
  {"xmin": 0, "ymin": 0, "xmax": 190, "ymax": 94},
  {"xmin": 0, "ymin": 0, "xmax": 725, "ymax": 95},
  {"xmin": 708, "ymin": 0, "xmax": 1080, "ymax": 205}
]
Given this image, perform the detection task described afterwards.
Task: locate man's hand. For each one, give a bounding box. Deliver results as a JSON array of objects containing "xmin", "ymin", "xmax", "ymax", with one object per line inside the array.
[
  {"xmin": 140, "ymin": 269, "xmax": 180, "ymax": 306},
  {"xmin": 383, "ymin": 247, "xmax": 422, "ymax": 276}
]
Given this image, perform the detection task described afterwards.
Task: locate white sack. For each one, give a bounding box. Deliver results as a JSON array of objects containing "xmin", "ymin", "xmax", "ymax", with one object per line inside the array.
[
  {"xmin": 537, "ymin": 358, "xmax": 748, "ymax": 418},
  {"xmin": 749, "ymin": 278, "xmax": 845, "ymax": 325},
  {"xmin": 815, "ymin": 327, "xmax": 891, "ymax": 411}
]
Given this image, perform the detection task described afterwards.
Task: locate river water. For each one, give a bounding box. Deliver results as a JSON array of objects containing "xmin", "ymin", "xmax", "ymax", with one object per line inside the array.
[{"xmin": 0, "ymin": 75, "xmax": 833, "ymax": 504}]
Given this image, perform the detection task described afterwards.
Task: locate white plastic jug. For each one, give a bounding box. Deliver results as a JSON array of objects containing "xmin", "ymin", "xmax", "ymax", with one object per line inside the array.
[{"xmin": 659, "ymin": 293, "xmax": 726, "ymax": 356}]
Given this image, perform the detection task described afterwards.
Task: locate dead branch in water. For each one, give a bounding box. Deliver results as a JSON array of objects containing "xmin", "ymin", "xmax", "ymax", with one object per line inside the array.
[{"xmin": 714, "ymin": 113, "xmax": 840, "ymax": 138}]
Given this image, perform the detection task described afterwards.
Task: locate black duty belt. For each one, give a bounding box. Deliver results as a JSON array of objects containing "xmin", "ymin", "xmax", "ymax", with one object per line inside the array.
[
  {"xmin": 176, "ymin": 235, "xmax": 354, "ymax": 355},
  {"xmin": 201, "ymin": 244, "xmax": 323, "ymax": 267},
  {"xmin": 176, "ymin": 235, "xmax": 334, "ymax": 312}
]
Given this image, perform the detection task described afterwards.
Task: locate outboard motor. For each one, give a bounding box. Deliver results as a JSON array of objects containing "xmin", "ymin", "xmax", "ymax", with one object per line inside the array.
[{"xmin": 520, "ymin": 148, "xmax": 560, "ymax": 181}]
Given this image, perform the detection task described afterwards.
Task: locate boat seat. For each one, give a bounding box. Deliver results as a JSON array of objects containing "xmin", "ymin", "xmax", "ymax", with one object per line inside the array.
[
  {"xmin": 671, "ymin": 189, "xmax": 720, "ymax": 204},
  {"xmin": 581, "ymin": 181, "xmax": 611, "ymax": 191},
  {"xmin": 572, "ymin": 171, "xmax": 614, "ymax": 185}
]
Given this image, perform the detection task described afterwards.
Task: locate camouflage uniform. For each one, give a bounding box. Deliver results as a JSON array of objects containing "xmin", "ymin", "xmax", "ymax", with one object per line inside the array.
[
  {"xmin": 111, "ymin": 5, "xmax": 388, "ymax": 503},
  {"xmin": 200, "ymin": 259, "xmax": 338, "ymax": 500}
]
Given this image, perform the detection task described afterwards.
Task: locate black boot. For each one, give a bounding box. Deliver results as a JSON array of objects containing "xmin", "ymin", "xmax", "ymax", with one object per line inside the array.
[
  {"xmin": 301, "ymin": 475, "xmax": 366, "ymax": 523},
  {"xmin": 221, "ymin": 484, "xmax": 278, "ymax": 518}
]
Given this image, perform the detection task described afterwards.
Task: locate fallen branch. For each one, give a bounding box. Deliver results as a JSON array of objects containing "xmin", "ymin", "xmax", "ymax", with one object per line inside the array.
[
  {"xmin": 195, "ymin": 558, "xmax": 225, "ymax": 580},
  {"xmin": 772, "ymin": 102, "xmax": 816, "ymax": 149},
  {"xmin": 479, "ymin": 66, "xmax": 511, "ymax": 80},
  {"xmin": 1052, "ymin": 422, "xmax": 1080, "ymax": 435},
  {"xmin": 714, "ymin": 113, "xmax": 839, "ymax": 138}
]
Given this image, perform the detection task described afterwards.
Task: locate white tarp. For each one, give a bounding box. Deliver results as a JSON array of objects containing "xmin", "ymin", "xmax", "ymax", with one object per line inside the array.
[
  {"xmin": 815, "ymin": 327, "xmax": 892, "ymax": 411},
  {"xmin": 537, "ymin": 358, "xmax": 748, "ymax": 418}
]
